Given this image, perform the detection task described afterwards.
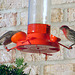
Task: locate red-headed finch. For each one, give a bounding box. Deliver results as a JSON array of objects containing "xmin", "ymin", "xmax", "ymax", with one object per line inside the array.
[{"xmin": 60, "ymin": 25, "xmax": 75, "ymax": 48}]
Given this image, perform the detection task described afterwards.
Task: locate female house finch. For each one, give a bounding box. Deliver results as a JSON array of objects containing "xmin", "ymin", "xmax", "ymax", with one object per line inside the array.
[
  {"xmin": 60, "ymin": 25, "xmax": 75, "ymax": 48},
  {"xmin": 0, "ymin": 31, "xmax": 20, "ymax": 45}
]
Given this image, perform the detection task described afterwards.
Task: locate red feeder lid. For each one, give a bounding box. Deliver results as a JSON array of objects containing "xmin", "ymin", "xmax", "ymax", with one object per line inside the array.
[{"xmin": 27, "ymin": 24, "xmax": 50, "ymax": 34}]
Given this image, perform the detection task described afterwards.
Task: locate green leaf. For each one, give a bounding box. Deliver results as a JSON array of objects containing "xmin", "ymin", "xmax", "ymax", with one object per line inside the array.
[
  {"xmin": 0, "ymin": 58, "xmax": 29, "ymax": 75},
  {"xmin": 16, "ymin": 57, "xmax": 24, "ymax": 67}
]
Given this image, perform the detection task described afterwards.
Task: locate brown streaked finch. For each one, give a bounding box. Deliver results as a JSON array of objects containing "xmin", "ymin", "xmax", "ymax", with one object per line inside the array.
[{"xmin": 0, "ymin": 31, "xmax": 21, "ymax": 49}]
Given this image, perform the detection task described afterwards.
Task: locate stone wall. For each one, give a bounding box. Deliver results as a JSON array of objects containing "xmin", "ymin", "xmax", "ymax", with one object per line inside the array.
[{"xmin": 0, "ymin": 0, "xmax": 75, "ymax": 75}]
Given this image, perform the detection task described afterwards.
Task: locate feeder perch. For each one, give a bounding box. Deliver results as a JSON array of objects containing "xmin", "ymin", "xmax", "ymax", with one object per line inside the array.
[{"xmin": 5, "ymin": 0, "xmax": 72, "ymax": 60}]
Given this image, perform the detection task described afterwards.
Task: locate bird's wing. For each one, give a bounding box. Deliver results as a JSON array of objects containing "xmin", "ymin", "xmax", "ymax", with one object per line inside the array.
[
  {"xmin": 0, "ymin": 37, "xmax": 6, "ymax": 45},
  {"xmin": 0, "ymin": 31, "xmax": 20, "ymax": 45},
  {"xmin": 68, "ymin": 29, "xmax": 75, "ymax": 43}
]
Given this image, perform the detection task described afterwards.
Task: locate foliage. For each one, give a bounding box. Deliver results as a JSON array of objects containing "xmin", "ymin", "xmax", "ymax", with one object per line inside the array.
[{"xmin": 0, "ymin": 58, "xmax": 30, "ymax": 75}]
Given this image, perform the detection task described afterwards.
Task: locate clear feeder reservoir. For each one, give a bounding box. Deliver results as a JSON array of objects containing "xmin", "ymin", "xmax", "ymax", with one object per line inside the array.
[
  {"xmin": 28, "ymin": 0, "xmax": 51, "ymax": 24},
  {"xmin": 27, "ymin": 0, "xmax": 51, "ymax": 35}
]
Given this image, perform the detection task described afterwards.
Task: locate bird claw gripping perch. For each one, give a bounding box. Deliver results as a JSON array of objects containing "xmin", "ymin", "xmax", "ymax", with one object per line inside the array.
[
  {"xmin": 69, "ymin": 43, "xmax": 75, "ymax": 49},
  {"xmin": 5, "ymin": 46, "xmax": 10, "ymax": 52},
  {"xmin": 69, "ymin": 46, "xmax": 72, "ymax": 49}
]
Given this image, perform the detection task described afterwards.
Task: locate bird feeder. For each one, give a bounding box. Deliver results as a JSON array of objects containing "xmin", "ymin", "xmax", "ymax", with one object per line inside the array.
[
  {"xmin": 16, "ymin": 0, "xmax": 60, "ymax": 53},
  {"xmin": 5, "ymin": 0, "xmax": 71, "ymax": 60}
]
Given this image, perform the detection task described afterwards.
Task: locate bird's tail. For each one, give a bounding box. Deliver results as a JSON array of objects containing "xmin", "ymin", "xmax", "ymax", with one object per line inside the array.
[
  {"xmin": 0, "ymin": 43, "xmax": 2, "ymax": 45},
  {"xmin": 0, "ymin": 40, "xmax": 2, "ymax": 45}
]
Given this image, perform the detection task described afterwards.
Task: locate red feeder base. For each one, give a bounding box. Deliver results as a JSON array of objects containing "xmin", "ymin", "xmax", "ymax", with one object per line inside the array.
[
  {"xmin": 16, "ymin": 35, "xmax": 60, "ymax": 54},
  {"xmin": 17, "ymin": 44, "xmax": 60, "ymax": 54}
]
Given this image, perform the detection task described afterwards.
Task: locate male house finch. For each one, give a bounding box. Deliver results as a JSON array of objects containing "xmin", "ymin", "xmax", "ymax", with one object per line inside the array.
[
  {"xmin": 60, "ymin": 25, "xmax": 75, "ymax": 48},
  {"xmin": 0, "ymin": 31, "xmax": 20, "ymax": 45}
]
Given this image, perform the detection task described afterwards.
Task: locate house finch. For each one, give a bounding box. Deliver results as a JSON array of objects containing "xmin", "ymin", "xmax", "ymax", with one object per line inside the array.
[
  {"xmin": 60, "ymin": 25, "xmax": 75, "ymax": 48},
  {"xmin": 0, "ymin": 31, "xmax": 21, "ymax": 45}
]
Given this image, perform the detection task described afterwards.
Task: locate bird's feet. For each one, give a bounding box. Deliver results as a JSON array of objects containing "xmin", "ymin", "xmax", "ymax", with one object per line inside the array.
[
  {"xmin": 5, "ymin": 46, "xmax": 10, "ymax": 51},
  {"xmin": 4, "ymin": 45, "xmax": 10, "ymax": 51},
  {"xmin": 69, "ymin": 46, "xmax": 72, "ymax": 49},
  {"xmin": 69, "ymin": 43, "xmax": 75, "ymax": 49}
]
